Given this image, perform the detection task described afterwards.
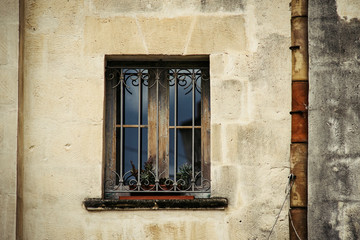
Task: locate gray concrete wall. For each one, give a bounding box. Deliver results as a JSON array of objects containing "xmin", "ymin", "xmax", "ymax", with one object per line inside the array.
[
  {"xmin": 0, "ymin": 0, "xmax": 19, "ymax": 239},
  {"xmin": 309, "ymin": 0, "xmax": 360, "ymax": 239}
]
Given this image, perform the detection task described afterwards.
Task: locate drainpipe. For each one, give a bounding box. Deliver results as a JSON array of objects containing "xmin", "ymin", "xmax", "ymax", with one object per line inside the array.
[{"xmin": 289, "ymin": 0, "xmax": 308, "ymax": 239}]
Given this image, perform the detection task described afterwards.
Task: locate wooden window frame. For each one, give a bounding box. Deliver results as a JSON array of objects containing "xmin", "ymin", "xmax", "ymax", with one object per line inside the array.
[{"xmin": 103, "ymin": 57, "xmax": 210, "ymax": 199}]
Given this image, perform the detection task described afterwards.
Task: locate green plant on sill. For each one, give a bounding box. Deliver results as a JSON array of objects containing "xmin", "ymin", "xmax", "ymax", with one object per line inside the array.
[
  {"xmin": 176, "ymin": 163, "xmax": 192, "ymax": 189},
  {"xmin": 130, "ymin": 161, "xmax": 193, "ymax": 189},
  {"xmin": 130, "ymin": 161, "xmax": 166, "ymax": 185}
]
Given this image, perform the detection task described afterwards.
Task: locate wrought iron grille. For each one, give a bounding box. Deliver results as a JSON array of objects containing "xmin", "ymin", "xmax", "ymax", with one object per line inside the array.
[{"xmin": 104, "ymin": 61, "xmax": 210, "ymax": 199}]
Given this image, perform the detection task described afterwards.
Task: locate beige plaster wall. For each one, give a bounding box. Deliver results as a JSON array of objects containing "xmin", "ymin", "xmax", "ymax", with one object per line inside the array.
[
  {"xmin": 0, "ymin": 0, "xmax": 19, "ymax": 239},
  {"xmin": 20, "ymin": 0, "xmax": 291, "ymax": 239}
]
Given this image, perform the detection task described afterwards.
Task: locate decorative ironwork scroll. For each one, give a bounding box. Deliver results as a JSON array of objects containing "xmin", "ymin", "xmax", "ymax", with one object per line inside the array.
[{"xmin": 104, "ymin": 65, "xmax": 210, "ymax": 199}]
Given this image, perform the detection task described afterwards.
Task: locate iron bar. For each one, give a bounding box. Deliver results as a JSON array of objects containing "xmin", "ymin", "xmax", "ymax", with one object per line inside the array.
[
  {"xmin": 156, "ymin": 68, "xmax": 159, "ymax": 191},
  {"xmin": 191, "ymin": 69, "xmax": 195, "ymax": 191},
  {"xmin": 137, "ymin": 74, "xmax": 142, "ymax": 189},
  {"xmin": 119, "ymin": 69, "xmax": 124, "ymax": 187},
  {"xmin": 174, "ymin": 72, "xmax": 178, "ymax": 191}
]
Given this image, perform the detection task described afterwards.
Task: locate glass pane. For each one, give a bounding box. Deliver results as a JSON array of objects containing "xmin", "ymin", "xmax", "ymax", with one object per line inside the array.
[
  {"xmin": 116, "ymin": 83, "xmax": 121, "ymax": 125},
  {"xmin": 195, "ymin": 71, "xmax": 201, "ymax": 126},
  {"xmin": 177, "ymin": 128, "xmax": 192, "ymax": 189},
  {"xmin": 116, "ymin": 127, "xmax": 121, "ymax": 183},
  {"xmin": 194, "ymin": 128, "xmax": 201, "ymax": 173},
  {"xmin": 177, "ymin": 129, "xmax": 192, "ymax": 171},
  {"xmin": 124, "ymin": 69, "xmax": 139, "ymax": 125},
  {"xmin": 177, "ymin": 70, "xmax": 192, "ymax": 126},
  {"xmin": 169, "ymin": 128, "xmax": 175, "ymax": 179},
  {"xmin": 141, "ymin": 128, "xmax": 148, "ymax": 169},
  {"xmin": 123, "ymin": 128, "xmax": 138, "ymax": 183},
  {"xmin": 169, "ymin": 80, "xmax": 175, "ymax": 126},
  {"xmin": 142, "ymin": 80, "xmax": 148, "ymax": 125}
]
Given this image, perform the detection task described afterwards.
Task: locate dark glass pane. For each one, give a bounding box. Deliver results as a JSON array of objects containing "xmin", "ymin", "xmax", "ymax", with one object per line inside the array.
[
  {"xmin": 142, "ymin": 79, "xmax": 148, "ymax": 125},
  {"xmin": 116, "ymin": 82, "xmax": 121, "ymax": 125},
  {"xmin": 177, "ymin": 70, "xmax": 192, "ymax": 126},
  {"xmin": 194, "ymin": 128, "xmax": 201, "ymax": 173},
  {"xmin": 177, "ymin": 129, "xmax": 192, "ymax": 171},
  {"xmin": 124, "ymin": 69, "xmax": 139, "ymax": 125},
  {"xmin": 169, "ymin": 81, "xmax": 175, "ymax": 126},
  {"xmin": 116, "ymin": 128, "xmax": 121, "ymax": 183},
  {"xmin": 169, "ymin": 128, "xmax": 174, "ymax": 179},
  {"xmin": 141, "ymin": 128, "xmax": 148, "ymax": 169},
  {"xmin": 176, "ymin": 129, "xmax": 201, "ymax": 172},
  {"xmin": 123, "ymin": 128, "xmax": 138, "ymax": 183},
  {"xmin": 195, "ymin": 72, "xmax": 201, "ymax": 126}
]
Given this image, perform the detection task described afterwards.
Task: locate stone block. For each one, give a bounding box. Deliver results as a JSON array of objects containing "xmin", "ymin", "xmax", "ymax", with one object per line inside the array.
[
  {"xmin": 89, "ymin": 0, "xmax": 244, "ymax": 15},
  {"xmin": 0, "ymin": 26, "xmax": 8, "ymax": 65},
  {"xmin": 212, "ymin": 79, "xmax": 250, "ymax": 123},
  {"xmin": 0, "ymin": 193, "xmax": 16, "ymax": 240},
  {"xmin": 0, "ymin": 0, "xmax": 18, "ymax": 23},
  {"xmin": 0, "ymin": 68, "xmax": 18, "ymax": 105},
  {"xmin": 137, "ymin": 16, "xmax": 193, "ymax": 54},
  {"xmin": 186, "ymin": 15, "xmax": 246, "ymax": 54},
  {"xmin": 222, "ymin": 122, "xmax": 289, "ymax": 167},
  {"xmin": 84, "ymin": 16, "xmax": 146, "ymax": 54},
  {"xmin": 211, "ymin": 123, "xmax": 223, "ymax": 164},
  {"xmin": 0, "ymin": 152, "xmax": 17, "ymax": 195},
  {"xmin": 210, "ymin": 53, "xmax": 251, "ymax": 81},
  {"xmin": 211, "ymin": 165, "xmax": 240, "ymax": 202}
]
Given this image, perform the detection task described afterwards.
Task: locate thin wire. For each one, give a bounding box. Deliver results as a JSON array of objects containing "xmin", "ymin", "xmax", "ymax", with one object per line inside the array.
[
  {"xmin": 289, "ymin": 209, "xmax": 302, "ymax": 240},
  {"xmin": 267, "ymin": 175, "xmax": 295, "ymax": 240}
]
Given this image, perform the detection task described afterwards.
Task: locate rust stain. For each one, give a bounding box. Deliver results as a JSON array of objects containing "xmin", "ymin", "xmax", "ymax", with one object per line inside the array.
[
  {"xmin": 291, "ymin": 113, "xmax": 308, "ymax": 142},
  {"xmin": 290, "ymin": 143, "xmax": 307, "ymax": 207},
  {"xmin": 291, "ymin": 0, "xmax": 308, "ymax": 18},
  {"xmin": 292, "ymin": 82, "xmax": 308, "ymax": 112},
  {"xmin": 291, "ymin": 17, "xmax": 308, "ymax": 81},
  {"xmin": 289, "ymin": 208, "xmax": 307, "ymax": 240}
]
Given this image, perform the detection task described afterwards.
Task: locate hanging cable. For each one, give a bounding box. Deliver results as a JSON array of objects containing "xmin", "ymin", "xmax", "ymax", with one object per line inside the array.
[
  {"xmin": 289, "ymin": 208, "xmax": 302, "ymax": 240},
  {"xmin": 267, "ymin": 174, "xmax": 297, "ymax": 240}
]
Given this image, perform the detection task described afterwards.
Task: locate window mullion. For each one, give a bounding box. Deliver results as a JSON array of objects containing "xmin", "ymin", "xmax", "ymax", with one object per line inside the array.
[
  {"xmin": 201, "ymin": 69, "xmax": 211, "ymax": 186},
  {"xmin": 157, "ymin": 68, "xmax": 170, "ymax": 189},
  {"xmin": 147, "ymin": 69, "xmax": 157, "ymax": 188},
  {"xmin": 104, "ymin": 69, "xmax": 118, "ymax": 195}
]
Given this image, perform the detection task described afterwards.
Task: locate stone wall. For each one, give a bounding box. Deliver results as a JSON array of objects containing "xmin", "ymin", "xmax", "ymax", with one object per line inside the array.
[
  {"xmin": 6, "ymin": 0, "xmax": 291, "ymax": 239},
  {"xmin": 309, "ymin": 0, "xmax": 360, "ymax": 239},
  {"xmin": 0, "ymin": 0, "xmax": 19, "ymax": 239}
]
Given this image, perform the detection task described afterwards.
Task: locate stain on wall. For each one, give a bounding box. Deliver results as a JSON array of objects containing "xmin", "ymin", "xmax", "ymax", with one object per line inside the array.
[{"xmin": 309, "ymin": 0, "xmax": 360, "ymax": 238}]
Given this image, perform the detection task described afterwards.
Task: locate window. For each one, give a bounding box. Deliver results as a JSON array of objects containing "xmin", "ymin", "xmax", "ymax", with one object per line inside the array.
[{"xmin": 104, "ymin": 57, "xmax": 210, "ymax": 199}]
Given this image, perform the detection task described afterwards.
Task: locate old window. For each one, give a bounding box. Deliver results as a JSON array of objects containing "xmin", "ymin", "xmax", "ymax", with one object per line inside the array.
[{"xmin": 104, "ymin": 57, "xmax": 210, "ymax": 199}]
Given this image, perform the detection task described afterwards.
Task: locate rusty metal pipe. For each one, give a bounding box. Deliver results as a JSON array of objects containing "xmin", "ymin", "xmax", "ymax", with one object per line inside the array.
[{"xmin": 290, "ymin": 0, "xmax": 308, "ymax": 239}]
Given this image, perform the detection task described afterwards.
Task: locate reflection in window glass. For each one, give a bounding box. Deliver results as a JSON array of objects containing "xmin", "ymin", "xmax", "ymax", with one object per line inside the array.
[
  {"xmin": 177, "ymin": 72, "xmax": 192, "ymax": 126},
  {"xmin": 123, "ymin": 128, "xmax": 138, "ymax": 176},
  {"xmin": 123, "ymin": 71, "xmax": 139, "ymax": 125}
]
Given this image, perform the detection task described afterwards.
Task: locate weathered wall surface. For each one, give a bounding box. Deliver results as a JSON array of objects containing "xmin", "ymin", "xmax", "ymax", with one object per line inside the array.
[
  {"xmin": 0, "ymin": 0, "xmax": 19, "ymax": 239},
  {"xmin": 309, "ymin": 0, "xmax": 360, "ymax": 239},
  {"xmin": 19, "ymin": 0, "xmax": 291, "ymax": 239}
]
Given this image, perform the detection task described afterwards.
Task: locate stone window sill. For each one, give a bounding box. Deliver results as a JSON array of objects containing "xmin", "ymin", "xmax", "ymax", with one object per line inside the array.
[{"xmin": 83, "ymin": 197, "xmax": 228, "ymax": 211}]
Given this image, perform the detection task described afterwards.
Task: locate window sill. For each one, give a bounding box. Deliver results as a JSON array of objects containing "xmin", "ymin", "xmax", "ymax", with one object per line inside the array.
[{"xmin": 83, "ymin": 197, "xmax": 228, "ymax": 211}]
